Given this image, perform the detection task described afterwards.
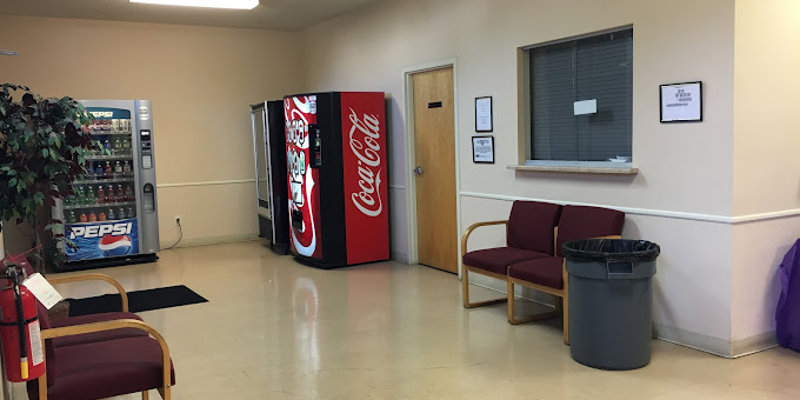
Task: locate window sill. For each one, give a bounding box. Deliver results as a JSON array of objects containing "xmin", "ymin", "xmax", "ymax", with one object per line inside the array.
[{"xmin": 508, "ymin": 161, "xmax": 639, "ymax": 175}]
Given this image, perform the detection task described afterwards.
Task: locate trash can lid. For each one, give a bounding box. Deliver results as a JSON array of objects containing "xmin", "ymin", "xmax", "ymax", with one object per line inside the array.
[{"xmin": 563, "ymin": 239, "xmax": 660, "ymax": 262}]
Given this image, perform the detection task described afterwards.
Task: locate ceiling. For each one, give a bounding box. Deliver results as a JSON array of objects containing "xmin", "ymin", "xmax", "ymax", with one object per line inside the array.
[{"xmin": 0, "ymin": 0, "xmax": 382, "ymax": 31}]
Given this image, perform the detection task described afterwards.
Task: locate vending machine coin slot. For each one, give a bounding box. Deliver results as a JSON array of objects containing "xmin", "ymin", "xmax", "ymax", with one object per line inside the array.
[
  {"xmin": 143, "ymin": 183, "xmax": 155, "ymax": 213},
  {"xmin": 309, "ymin": 124, "xmax": 322, "ymax": 168}
]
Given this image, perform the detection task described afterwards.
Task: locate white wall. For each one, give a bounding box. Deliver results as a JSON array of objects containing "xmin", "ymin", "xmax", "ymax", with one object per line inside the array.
[
  {"xmin": 301, "ymin": 0, "xmax": 741, "ymax": 354},
  {"xmin": 731, "ymin": 0, "xmax": 800, "ymax": 354}
]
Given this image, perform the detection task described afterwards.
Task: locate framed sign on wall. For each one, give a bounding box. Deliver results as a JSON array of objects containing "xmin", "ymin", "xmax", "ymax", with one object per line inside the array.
[
  {"xmin": 660, "ymin": 81, "xmax": 703, "ymax": 123},
  {"xmin": 474, "ymin": 96, "xmax": 493, "ymax": 132},
  {"xmin": 472, "ymin": 135, "xmax": 494, "ymax": 164}
]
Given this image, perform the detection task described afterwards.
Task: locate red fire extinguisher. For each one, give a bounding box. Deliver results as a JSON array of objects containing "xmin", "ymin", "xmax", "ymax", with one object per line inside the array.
[{"xmin": 0, "ymin": 264, "xmax": 45, "ymax": 382}]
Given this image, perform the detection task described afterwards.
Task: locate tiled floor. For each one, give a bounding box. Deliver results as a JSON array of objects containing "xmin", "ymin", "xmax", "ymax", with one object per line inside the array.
[{"xmin": 11, "ymin": 240, "xmax": 800, "ymax": 399}]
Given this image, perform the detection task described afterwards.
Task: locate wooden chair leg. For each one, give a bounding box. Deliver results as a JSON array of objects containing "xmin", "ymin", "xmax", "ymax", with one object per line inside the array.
[
  {"xmin": 461, "ymin": 263, "xmax": 470, "ymax": 308},
  {"xmin": 507, "ymin": 280, "xmax": 560, "ymax": 325},
  {"xmin": 563, "ymin": 265, "xmax": 570, "ymax": 345},
  {"xmin": 142, "ymin": 390, "xmax": 149, "ymax": 400},
  {"xmin": 159, "ymin": 386, "xmax": 171, "ymax": 400},
  {"xmin": 39, "ymin": 374, "xmax": 48, "ymax": 400},
  {"xmin": 507, "ymin": 278, "xmax": 515, "ymax": 322},
  {"xmin": 462, "ymin": 266, "xmax": 506, "ymax": 308}
]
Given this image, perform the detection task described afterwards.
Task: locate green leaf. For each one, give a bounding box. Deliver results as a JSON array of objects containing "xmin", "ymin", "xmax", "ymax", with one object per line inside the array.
[
  {"xmin": 8, "ymin": 177, "xmax": 17, "ymax": 187},
  {"xmin": 33, "ymin": 191, "xmax": 45, "ymax": 206}
]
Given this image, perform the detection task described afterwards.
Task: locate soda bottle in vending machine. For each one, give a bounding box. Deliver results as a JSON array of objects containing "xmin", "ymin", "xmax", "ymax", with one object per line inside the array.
[
  {"xmin": 124, "ymin": 185, "xmax": 133, "ymax": 201},
  {"xmin": 106, "ymin": 185, "xmax": 115, "ymax": 203}
]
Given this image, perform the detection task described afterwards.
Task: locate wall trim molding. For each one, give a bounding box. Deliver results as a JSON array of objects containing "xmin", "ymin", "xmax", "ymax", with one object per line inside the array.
[
  {"xmin": 459, "ymin": 191, "xmax": 800, "ymax": 225},
  {"xmin": 157, "ymin": 179, "xmax": 255, "ymax": 189},
  {"xmin": 730, "ymin": 331, "xmax": 778, "ymax": 358},
  {"xmin": 160, "ymin": 233, "xmax": 258, "ymax": 249},
  {"xmin": 653, "ymin": 323, "xmax": 733, "ymax": 358}
]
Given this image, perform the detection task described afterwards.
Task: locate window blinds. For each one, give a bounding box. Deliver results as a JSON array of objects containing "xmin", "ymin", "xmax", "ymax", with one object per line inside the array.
[{"xmin": 530, "ymin": 28, "xmax": 633, "ymax": 161}]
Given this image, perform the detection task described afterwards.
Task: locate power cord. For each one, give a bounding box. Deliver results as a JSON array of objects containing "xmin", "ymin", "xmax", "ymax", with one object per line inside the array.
[{"xmin": 164, "ymin": 218, "xmax": 183, "ymax": 250}]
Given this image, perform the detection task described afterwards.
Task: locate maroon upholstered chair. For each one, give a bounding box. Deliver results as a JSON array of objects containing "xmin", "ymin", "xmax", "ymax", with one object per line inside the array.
[
  {"xmin": 14, "ymin": 258, "xmax": 147, "ymax": 347},
  {"xmin": 28, "ymin": 302, "xmax": 175, "ymax": 400},
  {"xmin": 460, "ymin": 200, "xmax": 562, "ymax": 308},
  {"xmin": 506, "ymin": 205, "xmax": 625, "ymax": 344}
]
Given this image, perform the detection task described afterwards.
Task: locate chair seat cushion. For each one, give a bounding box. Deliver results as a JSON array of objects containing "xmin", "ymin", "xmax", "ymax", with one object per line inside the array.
[
  {"xmin": 50, "ymin": 312, "xmax": 147, "ymax": 347},
  {"xmin": 463, "ymin": 247, "xmax": 550, "ymax": 275},
  {"xmin": 508, "ymin": 256, "xmax": 565, "ymax": 289},
  {"xmin": 28, "ymin": 336, "xmax": 175, "ymax": 400}
]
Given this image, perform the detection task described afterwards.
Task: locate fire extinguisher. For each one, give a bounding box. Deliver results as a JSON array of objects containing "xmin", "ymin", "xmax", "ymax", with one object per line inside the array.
[{"xmin": 0, "ymin": 264, "xmax": 45, "ymax": 382}]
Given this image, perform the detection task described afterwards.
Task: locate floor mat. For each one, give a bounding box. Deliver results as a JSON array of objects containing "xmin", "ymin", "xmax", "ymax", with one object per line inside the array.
[{"xmin": 67, "ymin": 285, "xmax": 208, "ymax": 316}]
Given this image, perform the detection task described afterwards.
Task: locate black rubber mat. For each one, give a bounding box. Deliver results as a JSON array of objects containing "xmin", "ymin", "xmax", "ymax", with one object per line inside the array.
[{"xmin": 67, "ymin": 285, "xmax": 207, "ymax": 316}]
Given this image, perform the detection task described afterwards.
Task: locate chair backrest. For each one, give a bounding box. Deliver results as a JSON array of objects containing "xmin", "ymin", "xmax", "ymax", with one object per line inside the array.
[
  {"xmin": 507, "ymin": 200, "xmax": 562, "ymax": 255},
  {"xmin": 556, "ymin": 205, "xmax": 625, "ymax": 257}
]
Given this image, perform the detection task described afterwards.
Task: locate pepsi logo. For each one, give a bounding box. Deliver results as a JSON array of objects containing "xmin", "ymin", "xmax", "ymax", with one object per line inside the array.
[
  {"xmin": 69, "ymin": 222, "xmax": 133, "ymax": 240},
  {"xmin": 99, "ymin": 234, "xmax": 133, "ymax": 257}
]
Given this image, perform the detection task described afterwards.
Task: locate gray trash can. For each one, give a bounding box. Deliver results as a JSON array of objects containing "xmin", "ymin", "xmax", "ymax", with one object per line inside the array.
[{"xmin": 563, "ymin": 239, "xmax": 660, "ymax": 370}]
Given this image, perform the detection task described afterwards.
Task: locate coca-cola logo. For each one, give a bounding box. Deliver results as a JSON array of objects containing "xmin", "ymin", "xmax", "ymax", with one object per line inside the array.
[{"xmin": 348, "ymin": 108, "xmax": 383, "ymax": 217}]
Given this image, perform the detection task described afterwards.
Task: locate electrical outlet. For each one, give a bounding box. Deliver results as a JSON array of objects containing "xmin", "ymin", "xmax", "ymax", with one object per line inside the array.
[{"xmin": 175, "ymin": 215, "xmax": 181, "ymax": 224}]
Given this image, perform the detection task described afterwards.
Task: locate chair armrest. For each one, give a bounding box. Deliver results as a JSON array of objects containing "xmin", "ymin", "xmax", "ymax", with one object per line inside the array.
[
  {"xmin": 461, "ymin": 220, "xmax": 508, "ymax": 256},
  {"xmin": 47, "ymin": 273, "xmax": 129, "ymax": 312},
  {"xmin": 40, "ymin": 319, "xmax": 171, "ymax": 396}
]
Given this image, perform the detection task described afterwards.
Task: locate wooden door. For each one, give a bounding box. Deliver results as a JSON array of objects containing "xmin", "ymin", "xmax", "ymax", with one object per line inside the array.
[{"xmin": 412, "ymin": 67, "xmax": 457, "ymax": 273}]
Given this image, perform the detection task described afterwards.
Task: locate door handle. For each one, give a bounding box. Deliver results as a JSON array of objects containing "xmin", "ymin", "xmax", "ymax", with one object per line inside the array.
[{"xmin": 413, "ymin": 166, "xmax": 424, "ymax": 175}]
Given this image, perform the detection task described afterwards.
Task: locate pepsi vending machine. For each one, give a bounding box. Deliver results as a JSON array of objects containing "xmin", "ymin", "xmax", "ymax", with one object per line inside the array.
[
  {"xmin": 52, "ymin": 100, "xmax": 159, "ymax": 271},
  {"xmin": 250, "ymin": 100, "xmax": 289, "ymax": 254},
  {"xmin": 285, "ymin": 92, "xmax": 389, "ymax": 268}
]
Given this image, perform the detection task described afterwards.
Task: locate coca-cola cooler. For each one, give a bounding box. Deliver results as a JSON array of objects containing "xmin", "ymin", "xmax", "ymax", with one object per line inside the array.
[
  {"xmin": 251, "ymin": 100, "xmax": 289, "ymax": 254},
  {"xmin": 284, "ymin": 92, "xmax": 389, "ymax": 268}
]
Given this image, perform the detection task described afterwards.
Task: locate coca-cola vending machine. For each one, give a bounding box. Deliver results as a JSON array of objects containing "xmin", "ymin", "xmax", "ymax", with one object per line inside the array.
[{"xmin": 284, "ymin": 92, "xmax": 389, "ymax": 268}]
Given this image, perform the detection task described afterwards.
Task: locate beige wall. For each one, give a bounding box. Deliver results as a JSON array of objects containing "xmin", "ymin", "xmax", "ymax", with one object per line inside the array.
[
  {"xmin": 301, "ymin": 0, "xmax": 740, "ymax": 354},
  {"xmin": 731, "ymin": 1, "xmax": 800, "ymax": 349},
  {"xmin": 0, "ymin": 15, "xmax": 304, "ymax": 247}
]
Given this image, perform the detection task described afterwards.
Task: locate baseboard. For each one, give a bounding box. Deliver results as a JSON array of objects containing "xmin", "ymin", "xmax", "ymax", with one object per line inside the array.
[
  {"xmin": 159, "ymin": 233, "xmax": 259, "ymax": 249},
  {"xmin": 731, "ymin": 331, "xmax": 778, "ymax": 358},
  {"xmin": 653, "ymin": 324, "xmax": 778, "ymax": 359},
  {"xmin": 391, "ymin": 250, "xmax": 409, "ymax": 264},
  {"xmin": 653, "ymin": 323, "xmax": 734, "ymax": 358}
]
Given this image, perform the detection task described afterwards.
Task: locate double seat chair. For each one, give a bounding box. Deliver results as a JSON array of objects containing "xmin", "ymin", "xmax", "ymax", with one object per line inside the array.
[
  {"xmin": 461, "ymin": 201, "xmax": 625, "ymax": 344},
  {"xmin": 4, "ymin": 259, "xmax": 175, "ymax": 400}
]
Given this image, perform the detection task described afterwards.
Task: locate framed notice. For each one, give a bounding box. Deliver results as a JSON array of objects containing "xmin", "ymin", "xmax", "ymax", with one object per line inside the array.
[
  {"xmin": 472, "ymin": 135, "xmax": 494, "ymax": 164},
  {"xmin": 660, "ymin": 81, "xmax": 703, "ymax": 123},
  {"xmin": 475, "ymin": 96, "xmax": 493, "ymax": 132}
]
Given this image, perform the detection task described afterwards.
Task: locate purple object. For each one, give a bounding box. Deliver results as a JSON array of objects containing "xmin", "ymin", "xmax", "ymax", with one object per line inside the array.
[{"xmin": 776, "ymin": 238, "xmax": 800, "ymax": 351}]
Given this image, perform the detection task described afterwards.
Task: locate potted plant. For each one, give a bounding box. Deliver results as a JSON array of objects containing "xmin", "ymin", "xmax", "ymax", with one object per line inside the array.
[{"xmin": 0, "ymin": 83, "xmax": 94, "ymax": 272}]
